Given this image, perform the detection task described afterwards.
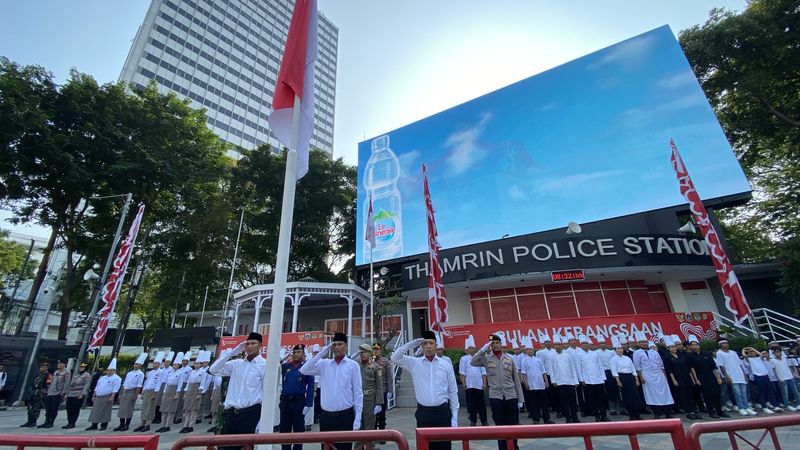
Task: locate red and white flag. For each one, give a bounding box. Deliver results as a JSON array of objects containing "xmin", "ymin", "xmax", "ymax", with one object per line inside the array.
[
  {"xmin": 365, "ymin": 195, "xmax": 376, "ymax": 249},
  {"xmin": 89, "ymin": 204, "xmax": 145, "ymax": 351},
  {"xmin": 670, "ymin": 139, "xmax": 751, "ymax": 325},
  {"xmin": 267, "ymin": 0, "xmax": 317, "ymax": 180},
  {"xmin": 423, "ymin": 164, "xmax": 448, "ymax": 331}
]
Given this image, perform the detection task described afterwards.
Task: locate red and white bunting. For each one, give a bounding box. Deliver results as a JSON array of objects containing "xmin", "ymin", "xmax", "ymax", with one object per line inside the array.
[
  {"xmin": 88, "ymin": 204, "xmax": 146, "ymax": 351},
  {"xmin": 670, "ymin": 139, "xmax": 751, "ymax": 325},
  {"xmin": 423, "ymin": 164, "xmax": 448, "ymax": 332}
]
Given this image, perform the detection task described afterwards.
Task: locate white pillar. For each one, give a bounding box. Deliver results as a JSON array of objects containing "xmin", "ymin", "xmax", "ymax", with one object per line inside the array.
[
  {"xmin": 346, "ymin": 294, "xmax": 354, "ymax": 354},
  {"xmin": 406, "ymin": 299, "xmax": 413, "ymax": 341},
  {"xmin": 665, "ymin": 281, "xmax": 690, "ymax": 313},
  {"xmin": 361, "ymin": 298, "xmax": 366, "ymax": 337},
  {"xmin": 291, "ymin": 293, "xmax": 300, "ymax": 332},
  {"xmin": 252, "ymin": 296, "xmax": 262, "ymax": 334},
  {"xmin": 232, "ymin": 301, "xmax": 241, "ymax": 336}
]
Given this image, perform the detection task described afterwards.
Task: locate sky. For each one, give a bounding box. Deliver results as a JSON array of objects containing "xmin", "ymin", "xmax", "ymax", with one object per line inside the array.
[
  {"xmin": 354, "ymin": 25, "xmax": 751, "ymax": 265},
  {"xmin": 0, "ymin": 0, "xmax": 748, "ymax": 240}
]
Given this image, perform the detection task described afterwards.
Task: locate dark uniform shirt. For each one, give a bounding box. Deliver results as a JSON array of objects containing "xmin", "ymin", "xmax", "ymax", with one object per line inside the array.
[
  {"xmin": 664, "ymin": 353, "xmax": 693, "ymax": 387},
  {"xmin": 686, "ymin": 351, "xmax": 720, "ymax": 395},
  {"xmin": 281, "ymin": 361, "xmax": 314, "ymax": 407}
]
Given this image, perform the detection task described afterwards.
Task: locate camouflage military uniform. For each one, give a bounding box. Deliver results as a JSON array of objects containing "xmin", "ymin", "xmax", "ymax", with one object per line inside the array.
[
  {"xmin": 358, "ymin": 360, "xmax": 385, "ymax": 449},
  {"xmin": 23, "ymin": 371, "xmax": 50, "ymax": 426}
]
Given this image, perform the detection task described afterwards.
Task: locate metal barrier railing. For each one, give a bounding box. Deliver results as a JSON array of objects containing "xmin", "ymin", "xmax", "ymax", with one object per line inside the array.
[
  {"xmin": 685, "ymin": 414, "xmax": 800, "ymax": 450},
  {"xmin": 416, "ymin": 419, "xmax": 689, "ymax": 450},
  {"xmin": 0, "ymin": 433, "xmax": 159, "ymax": 450},
  {"xmin": 172, "ymin": 429, "xmax": 409, "ymax": 450}
]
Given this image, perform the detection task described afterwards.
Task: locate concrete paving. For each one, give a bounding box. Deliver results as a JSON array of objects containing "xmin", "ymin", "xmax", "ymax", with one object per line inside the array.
[{"xmin": 1, "ymin": 404, "xmax": 800, "ymax": 449}]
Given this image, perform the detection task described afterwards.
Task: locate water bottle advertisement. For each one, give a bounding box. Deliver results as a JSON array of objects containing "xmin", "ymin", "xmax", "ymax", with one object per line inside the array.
[{"xmin": 355, "ymin": 25, "xmax": 751, "ymax": 267}]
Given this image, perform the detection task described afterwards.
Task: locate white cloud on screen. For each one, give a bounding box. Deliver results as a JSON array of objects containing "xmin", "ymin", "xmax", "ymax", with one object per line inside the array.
[
  {"xmin": 536, "ymin": 169, "xmax": 627, "ymax": 194},
  {"xmin": 444, "ymin": 112, "xmax": 492, "ymax": 176}
]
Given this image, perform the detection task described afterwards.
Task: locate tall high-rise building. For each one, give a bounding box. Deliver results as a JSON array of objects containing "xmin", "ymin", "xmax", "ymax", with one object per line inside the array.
[{"xmin": 119, "ymin": 0, "xmax": 337, "ymax": 155}]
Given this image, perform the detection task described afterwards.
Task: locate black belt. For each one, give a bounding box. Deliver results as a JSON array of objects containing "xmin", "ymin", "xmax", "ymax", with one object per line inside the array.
[
  {"xmin": 321, "ymin": 406, "xmax": 354, "ymax": 417},
  {"xmin": 280, "ymin": 394, "xmax": 305, "ymax": 400},
  {"xmin": 226, "ymin": 403, "xmax": 261, "ymax": 415},
  {"xmin": 417, "ymin": 402, "xmax": 449, "ymax": 411}
]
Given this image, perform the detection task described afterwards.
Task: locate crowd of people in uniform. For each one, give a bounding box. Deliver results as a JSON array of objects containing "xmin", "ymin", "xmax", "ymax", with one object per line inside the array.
[{"xmin": 15, "ymin": 328, "xmax": 800, "ymax": 450}]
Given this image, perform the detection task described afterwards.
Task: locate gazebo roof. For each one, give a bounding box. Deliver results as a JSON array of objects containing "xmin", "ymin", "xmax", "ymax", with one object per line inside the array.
[{"xmin": 233, "ymin": 279, "xmax": 370, "ymax": 307}]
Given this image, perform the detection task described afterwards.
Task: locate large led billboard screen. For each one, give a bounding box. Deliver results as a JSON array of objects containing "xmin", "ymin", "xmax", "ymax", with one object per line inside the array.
[{"xmin": 356, "ymin": 25, "xmax": 751, "ymax": 266}]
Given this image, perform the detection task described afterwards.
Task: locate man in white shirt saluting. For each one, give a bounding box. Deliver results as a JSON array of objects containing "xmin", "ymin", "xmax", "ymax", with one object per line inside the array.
[
  {"xmin": 392, "ymin": 330, "xmax": 459, "ymax": 450},
  {"xmin": 301, "ymin": 332, "xmax": 363, "ymax": 450},
  {"xmin": 209, "ymin": 332, "xmax": 266, "ymax": 450}
]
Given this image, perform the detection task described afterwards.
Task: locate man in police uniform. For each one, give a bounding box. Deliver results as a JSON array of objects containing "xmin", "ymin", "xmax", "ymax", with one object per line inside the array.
[
  {"xmin": 63, "ymin": 362, "xmax": 92, "ymax": 429},
  {"xmin": 357, "ymin": 344, "xmax": 384, "ymax": 450},
  {"xmin": 280, "ymin": 344, "xmax": 315, "ymax": 450},
  {"xmin": 371, "ymin": 342, "xmax": 392, "ymax": 434},
  {"xmin": 40, "ymin": 359, "xmax": 70, "ymax": 428},
  {"xmin": 20, "ymin": 363, "xmax": 50, "ymax": 428}
]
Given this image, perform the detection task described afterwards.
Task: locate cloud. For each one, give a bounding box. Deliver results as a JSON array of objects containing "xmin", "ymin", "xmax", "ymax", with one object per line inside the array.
[
  {"xmin": 618, "ymin": 94, "xmax": 705, "ymax": 129},
  {"xmin": 537, "ymin": 169, "xmax": 627, "ymax": 193},
  {"xmin": 588, "ymin": 34, "xmax": 656, "ymax": 70},
  {"xmin": 656, "ymin": 71, "xmax": 698, "ymax": 90},
  {"xmin": 508, "ymin": 184, "xmax": 528, "ymax": 201},
  {"xmin": 537, "ymin": 103, "xmax": 557, "ymax": 112},
  {"xmin": 444, "ymin": 112, "xmax": 492, "ymax": 176}
]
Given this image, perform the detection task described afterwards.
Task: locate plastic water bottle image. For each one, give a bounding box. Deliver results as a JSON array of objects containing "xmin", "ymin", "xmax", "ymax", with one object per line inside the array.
[{"xmin": 364, "ymin": 135, "xmax": 403, "ymax": 261}]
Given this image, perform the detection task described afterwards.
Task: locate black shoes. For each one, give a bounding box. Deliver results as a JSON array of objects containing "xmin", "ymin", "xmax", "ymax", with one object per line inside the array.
[
  {"xmin": 179, "ymin": 427, "xmax": 194, "ymax": 433},
  {"xmin": 207, "ymin": 426, "xmax": 217, "ymax": 433},
  {"xmin": 62, "ymin": 424, "xmax": 75, "ymax": 429},
  {"xmin": 100, "ymin": 424, "xmax": 108, "ymax": 430},
  {"xmin": 37, "ymin": 422, "xmax": 53, "ymax": 428},
  {"xmin": 86, "ymin": 424, "xmax": 98, "ymax": 431},
  {"xmin": 719, "ymin": 411, "xmax": 731, "ymax": 418},
  {"xmin": 155, "ymin": 426, "xmax": 170, "ymax": 433},
  {"xmin": 20, "ymin": 422, "xmax": 34, "ymax": 428}
]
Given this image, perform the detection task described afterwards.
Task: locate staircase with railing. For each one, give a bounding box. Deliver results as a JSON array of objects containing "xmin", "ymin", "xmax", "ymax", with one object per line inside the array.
[{"xmin": 713, "ymin": 308, "xmax": 800, "ymax": 344}]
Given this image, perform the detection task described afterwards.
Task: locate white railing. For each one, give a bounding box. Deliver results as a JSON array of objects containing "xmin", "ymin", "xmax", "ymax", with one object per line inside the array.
[
  {"xmin": 712, "ymin": 311, "xmax": 757, "ymax": 336},
  {"xmin": 387, "ymin": 328, "xmax": 406, "ymax": 410},
  {"xmin": 751, "ymin": 308, "xmax": 800, "ymax": 344}
]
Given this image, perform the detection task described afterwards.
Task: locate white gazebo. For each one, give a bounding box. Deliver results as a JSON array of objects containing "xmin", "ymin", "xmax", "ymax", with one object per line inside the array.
[{"xmin": 231, "ymin": 278, "xmax": 371, "ymax": 346}]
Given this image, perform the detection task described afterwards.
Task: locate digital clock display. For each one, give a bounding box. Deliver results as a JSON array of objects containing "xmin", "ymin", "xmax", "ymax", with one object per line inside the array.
[{"xmin": 550, "ymin": 269, "xmax": 585, "ymax": 282}]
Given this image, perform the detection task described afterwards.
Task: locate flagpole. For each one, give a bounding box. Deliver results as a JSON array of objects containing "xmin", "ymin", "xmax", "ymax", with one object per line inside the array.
[
  {"xmin": 369, "ymin": 245, "xmax": 374, "ymax": 341},
  {"xmin": 259, "ymin": 94, "xmax": 302, "ymax": 438}
]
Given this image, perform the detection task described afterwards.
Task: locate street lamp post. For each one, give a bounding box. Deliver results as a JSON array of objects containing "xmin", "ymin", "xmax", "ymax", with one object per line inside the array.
[{"xmin": 75, "ymin": 193, "xmax": 133, "ymax": 366}]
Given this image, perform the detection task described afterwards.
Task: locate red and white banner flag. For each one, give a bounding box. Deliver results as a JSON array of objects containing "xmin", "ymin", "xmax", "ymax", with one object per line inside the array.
[
  {"xmin": 365, "ymin": 195, "xmax": 376, "ymax": 249},
  {"xmin": 88, "ymin": 204, "xmax": 145, "ymax": 351},
  {"xmin": 670, "ymin": 139, "xmax": 751, "ymax": 325},
  {"xmin": 423, "ymin": 164, "xmax": 448, "ymax": 331},
  {"xmin": 267, "ymin": 0, "xmax": 317, "ymax": 180}
]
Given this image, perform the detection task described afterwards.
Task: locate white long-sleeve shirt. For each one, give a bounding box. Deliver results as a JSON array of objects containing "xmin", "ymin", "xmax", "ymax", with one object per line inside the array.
[
  {"xmin": 198, "ymin": 367, "xmax": 213, "ymax": 393},
  {"xmin": 164, "ymin": 367, "xmax": 186, "ymax": 391},
  {"xmin": 142, "ymin": 369, "xmax": 161, "ymax": 391},
  {"xmin": 458, "ymin": 354, "xmax": 486, "ymax": 390},
  {"xmin": 210, "ymin": 353, "xmax": 266, "ymax": 409},
  {"xmin": 610, "ymin": 354, "xmax": 636, "ymax": 377},
  {"xmin": 94, "ymin": 374, "xmax": 122, "ymax": 397},
  {"xmin": 122, "ymin": 369, "xmax": 144, "ymax": 390},
  {"xmin": 301, "ymin": 352, "xmax": 363, "ymax": 420},
  {"xmin": 577, "ymin": 350, "xmax": 606, "ymax": 385},
  {"xmin": 392, "ymin": 339, "xmax": 459, "ymax": 424},
  {"xmin": 550, "ymin": 351, "xmax": 579, "ymax": 386},
  {"xmin": 521, "ymin": 356, "xmax": 547, "ymax": 390}
]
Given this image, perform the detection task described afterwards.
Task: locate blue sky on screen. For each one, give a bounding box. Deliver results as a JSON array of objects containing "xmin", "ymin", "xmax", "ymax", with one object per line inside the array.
[{"xmin": 356, "ymin": 25, "xmax": 751, "ymax": 266}]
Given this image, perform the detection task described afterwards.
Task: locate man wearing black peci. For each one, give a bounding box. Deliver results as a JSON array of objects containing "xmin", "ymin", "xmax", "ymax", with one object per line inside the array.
[
  {"xmin": 392, "ymin": 330, "xmax": 459, "ymax": 450},
  {"xmin": 301, "ymin": 333, "xmax": 363, "ymax": 450},
  {"xmin": 209, "ymin": 332, "xmax": 265, "ymax": 450}
]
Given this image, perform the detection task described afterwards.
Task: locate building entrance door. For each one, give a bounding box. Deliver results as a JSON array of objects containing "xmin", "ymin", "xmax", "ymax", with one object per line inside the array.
[{"xmin": 412, "ymin": 308, "xmax": 428, "ymax": 339}]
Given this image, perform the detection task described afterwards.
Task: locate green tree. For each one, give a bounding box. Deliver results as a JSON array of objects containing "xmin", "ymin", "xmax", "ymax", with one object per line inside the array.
[{"xmin": 0, "ymin": 230, "xmax": 35, "ymax": 288}]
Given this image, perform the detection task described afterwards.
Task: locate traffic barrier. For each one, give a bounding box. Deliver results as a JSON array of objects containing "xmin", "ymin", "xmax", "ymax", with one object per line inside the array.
[
  {"xmin": 686, "ymin": 414, "xmax": 800, "ymax": 450},
  {"xmin": 416, "ymin": 419, "xmax": 689, "ymax": 450},
  {"xmin": 172, "ymin": 429, "xmax": 409, "ymax": 450},
  {"xmin": 0, "ymin": 433, "xmax": 159, "ymax": 450}
]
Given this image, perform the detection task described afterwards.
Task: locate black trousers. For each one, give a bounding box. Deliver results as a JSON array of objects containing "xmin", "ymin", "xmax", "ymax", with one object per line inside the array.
[
  {"xmin": 576, "ymin": 384, "xmax": 587, "ymax": 414},
  {"xmin": 44, "ymin": 395, "xmax": 62, "ymax": 424},
  {"xmin": 465, "ymin": 388, "xmax": 487, "ymax": 425},
  {"xmin": 314, "ymin": 388, "xmax": 321, "ymax": 422},
  {"xmin": 375, "ymin": 392, "xmax": 388, "ymax": 429},
  {"xmin": 320, "ymin": 407, "xmax": 355, "ymax": 450},
  {"xmin": 604, "ymin": 370, "xmax": 620, "ymax": 410},
  {"xmin": 220, "ymin": 403, "xmax": 261, "ymax": 450},
  {"xmin": 280, "ymin": 396, "xmax": 306, "ymax": 450},
  {"xmin": 618, "ymin": 374, "xmax": 642, "ymax": 419},
  {"xmin": 66, "ymin": 397, "xmax": 83, "ymax": 425},
  {"xmin": 584, "ymin": 384, "xmax": 608, "ymax": 417},
  {"xmin": 489, "ymin": 398, "xmax": 519, "ymax": 450},
  {"xmin": 526, "ymin": 389, "xmax": 550, "ymax": 423},
  {"xmin": 556, "ymin": 385, "xmax": 578, "ymax": 422},
  {"xmin": 673, "ymin": 385, "xmax": 695, "ymax": 414},
  {"xmin": 415, "ymin": 402, "xmax": 451, "ymax": 450}
]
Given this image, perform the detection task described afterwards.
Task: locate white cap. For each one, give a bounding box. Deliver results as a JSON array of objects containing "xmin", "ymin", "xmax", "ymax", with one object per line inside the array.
[
  {"xmin": 648, "ymin": 340, "xmax": 657, "ymax": 348},
  {"xmin": 552, "ymin": 334, "xmax": 563, "ymax": 344},
  {"xmin": 539, "ymin": 331, "xmax": 551, "ymax": 343},
  {"xmin": 671, "ymin": 334, "xmax": 681, "ymax": 344},
  {"xmin": 174, "ymin": 352, "xmax": 185, "ymax": 363},
  {"xmin": 579, "ymin": 334, "xmax": 591, "ymax": 344},
  {"xmin": 135, "ymin": 352, "xmax": 148, "ymax": 365},
  {"xmin": 611, "ymin": 336, "xmax": 621, "ymax": 348},
  {"xmin": 165, "ymin": 351, "xmax": 175, "ymax": 363},
  {"xmin": 108, "ymin": 358, "xmax": 118, "ymax": 371},
  {"xmin": 465, "ymin": 335, "xmax": 476, "ymax": 349},
  {"xmin": 196, "ymin": 351, "xmax": 211, "ymax": 363},
  {"xmin": 435, "ymin": 334, "xmax": 444, "ymax": 349},
  {"xmin": 182, "ymin": 350, "xmax": 192, "ymax": 361},
  {"xmin": 519, "ymin": 337, "xmax": 527, "ymax": 348},
  {"xmin": 496, "ymin": 332, "xmax": 508, "ymax": 347},
  {"xmin": 312, "ymin": 344, "xmax": 320, "ymax": 353},
  {"xmin": 635, "ymin": 332, "xmax": 647, "ymax": 342},
  {"xmin": 510, "ymin": 338, "xmax": 519, "ymax": 349},
  {"xmin": 595, "ymin": 334, "xmax": 606, "ymax": 343},
  {"xmin": 154, "ymin": 351, "xmax": 165, "ymax": 364},
  {"xmin": 565, "ymin": 332, "xmax": 575, "ymax": 341},
  {"xmin": 663, "ymin": 336, "xmax": 674, "ymax": 346},
  {"xmin": 522, "ymin": 336, "xmax": 532, "ymax": 348},
  {"xmin": 688, "ymin": 335, "xmax": 699, "ymax": 344}
]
